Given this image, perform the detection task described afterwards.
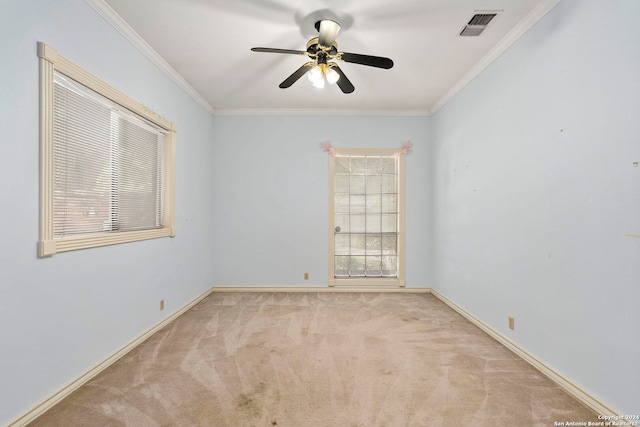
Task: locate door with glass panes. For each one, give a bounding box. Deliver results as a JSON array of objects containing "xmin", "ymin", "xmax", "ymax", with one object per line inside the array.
[{"xmin": 329, "ymin": 148, "xmax": 404, "ymax": 287}]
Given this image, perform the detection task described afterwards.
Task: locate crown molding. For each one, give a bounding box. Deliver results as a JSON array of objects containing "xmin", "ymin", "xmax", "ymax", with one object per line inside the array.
[
  {"xmin": 86, "ymin": 0, "xmax": 560, "ymax": 118},
  {"xmin": 212, "ymin": 108, "xmax": 430, "ymax": 117},
  {"xmin": 429, "ymin": 0, "xmax": 562, "ymax": 115},
  {"xmin": 84, "ymin": 0, "xmax": 215, "ymax": 115}
]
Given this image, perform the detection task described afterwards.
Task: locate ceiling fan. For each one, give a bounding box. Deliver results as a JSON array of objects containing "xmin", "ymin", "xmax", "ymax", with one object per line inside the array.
[{"xmin": 251, "ymin": 19, "xmax": 394, "ymax": 94}]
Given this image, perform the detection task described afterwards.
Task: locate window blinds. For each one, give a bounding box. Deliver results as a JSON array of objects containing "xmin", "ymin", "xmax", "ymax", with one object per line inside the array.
[{"xmin": 52, "ymin": 72, "xmax": 166, "ymax": 237}]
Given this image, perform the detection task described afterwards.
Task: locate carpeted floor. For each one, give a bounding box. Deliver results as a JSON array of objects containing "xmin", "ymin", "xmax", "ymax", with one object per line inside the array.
[{"xmin": 30, "ymin": 292, "xmax": 598, "ymax": 426}]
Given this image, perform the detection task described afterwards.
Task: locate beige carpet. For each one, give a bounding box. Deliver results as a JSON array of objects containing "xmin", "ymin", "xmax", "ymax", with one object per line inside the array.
[{"xmin": 30, "ymin": 292, "xmax": 598, "ymax": 426}]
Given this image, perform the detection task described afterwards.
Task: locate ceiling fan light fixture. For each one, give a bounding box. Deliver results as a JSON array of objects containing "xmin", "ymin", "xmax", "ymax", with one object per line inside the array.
[
  {"xmin": 312, "ymin": 78, "xmax": 325, "ymax": 89},
  {"xmin": 308, "ymin": 65, "xmax": 323, "ymax": 83},
  {"xmin": 325, "ymin": 66, "xmax": 340, "ymax": 85},
  {"xmin": 307, "ymin": 64, "xmax": 339, "ymax": 89}
]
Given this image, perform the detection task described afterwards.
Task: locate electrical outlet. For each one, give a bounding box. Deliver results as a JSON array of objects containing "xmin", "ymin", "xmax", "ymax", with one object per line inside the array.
[
  {"xmin": 160, "ymin": 299, "xmax": 165, "ymax": 311},
  {"xmin": 508, "ymin": 316, "xmax": 515, "ymax": 330},
  {"xmin": 304, "ymin": 272, "xmax": 309, "ymax": 280}
]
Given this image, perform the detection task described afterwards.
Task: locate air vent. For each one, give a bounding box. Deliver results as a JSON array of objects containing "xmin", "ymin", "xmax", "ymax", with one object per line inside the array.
[
  {"xmin": 460, "ymin": 13, "xmax": 498, "ymax": 37},
  {"xmin": 468, "ymin": 13, "xmax": 497, "ymax": 26}
]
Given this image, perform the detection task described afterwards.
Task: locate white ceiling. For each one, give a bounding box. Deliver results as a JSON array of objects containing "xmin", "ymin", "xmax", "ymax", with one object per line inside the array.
[{"xmin": 97, "ymin": 0, "xmax": 558, "ymax": 115}]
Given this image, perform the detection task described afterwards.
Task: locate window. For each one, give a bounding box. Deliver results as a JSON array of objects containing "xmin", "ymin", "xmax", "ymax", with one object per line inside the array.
[
  {"xmin": 38, "ymin": 43, "xmax": 176, "ymax": 257},
  {"xmin": 329, "ymin": 148, "xmax": 405, "ymax": 287}
]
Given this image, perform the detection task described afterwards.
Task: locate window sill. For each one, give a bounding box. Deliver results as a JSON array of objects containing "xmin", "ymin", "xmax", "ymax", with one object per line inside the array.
[
  {"xmin": 329, "ymin": 278, "xmax": 406, "ymax": 288},
  {"xmin": 38, "ymin": 227, "xmax": 175, "ymax": 257}
]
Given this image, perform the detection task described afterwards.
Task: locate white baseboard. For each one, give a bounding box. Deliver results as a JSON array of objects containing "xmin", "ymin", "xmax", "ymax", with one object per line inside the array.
[
  {"xmin": 8, "ymin": 287, "xmax": 214, "ymax": 427},
  {"xmin": 429, "ymin": 289, "xmax": 617, "ymax": 417},
  {"xmin": 211, "ymin": 286, "xmax": 432, "ymax": 293}
]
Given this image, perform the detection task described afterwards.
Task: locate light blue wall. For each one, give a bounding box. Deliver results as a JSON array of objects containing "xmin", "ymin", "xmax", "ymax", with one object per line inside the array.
[
  {"xmin": 430, "ymin": 0, "xmax": 640, "ymax": 414},
  {"xmin": 0, "ymin": 1, "xmax": 216, "ymax": 423},
  {"xmin": 210, "ymin": 115, "xmax": 432, "ymax": 288}
]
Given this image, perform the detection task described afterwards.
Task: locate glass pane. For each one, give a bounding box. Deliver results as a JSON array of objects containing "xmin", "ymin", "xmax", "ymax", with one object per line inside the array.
[
  {"xmin": 351, "ymin": 157, "xmax": 367, "ymax": 174},
  {"xmin": 366, "ymin": 234, "xmax": 382, "ymax": 254},
  {"xmin": 335, "ymin": 213, "xmax": 349, "ymax": 233},
  {"xmin": 381, "ymin": 157, "xmax": 396, "ymax": 173},
  {"xmin": 350, "ymin": 214, "xmax": 365, "ymax": 232},
  {"xmin": 366, "ymin": 174, "xmax": 381, "ymax": 193},
  {"xmin": 381, "ymin": 214, "xmax": 397, "ymax": 233},
  {"xmin": 366, "ymin": 256, "xmax": 382, "ymax": 276},
  {"xmin": 350, "ymin": 256, "xmax": 366, "ymax": 276},
  {"xmin": 351, "ymin": 234, "xmax": 366, "ymax": 255},
  {"xmin": 335, "ymin": 156, "xmax": 350, "ymax": 174},
  {"xmin": 350, "ymin": 195, "xmax": 366, "ymax": 214},
  {"xmin": 335, "ymin": 234, "xmax": 350, "ymax": 255},
  {"xmin": 335, "ymin": 256, "xmax": 349, "ymax": 277},
  {"xmin": 366, "ymin": 195, "xmax": 381, "ymax": 213},
  {"xmin": 382, "ymin": 235, "xmax": 397, "ymax": 254},
  {"xmin": 350, "ymin": 175, "xmax": 365, "ymax": 194},
  {"xmin": 381, "ymin": 175, "xmax": 396, "ymax": 193},
  {"xmin": 382, "ymin": 256, "xmax": 397, "ymax": 277},
  {"xmin": 335, "ymin": 194, "xmax": 350, "ymax": 213},
  {"xmin": 366, "ymin": 156, "xmax": 381, "ymax": 173},
  {"xmin": 366, "ymin": 215, "xmax": 381, "ymax": 232},
  {"xmin": 381, "ymin": 194, "xmax": 397, "ymax": 213},
  {"xmin": 335, "ymin": 175, "xmax": 350, "ymax": 193}
]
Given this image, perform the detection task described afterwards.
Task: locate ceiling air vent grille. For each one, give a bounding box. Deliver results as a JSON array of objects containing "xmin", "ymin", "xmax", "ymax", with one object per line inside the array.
[{"xmin": 460, "ymin": 13, "xmax": 498, "ymax": 37}]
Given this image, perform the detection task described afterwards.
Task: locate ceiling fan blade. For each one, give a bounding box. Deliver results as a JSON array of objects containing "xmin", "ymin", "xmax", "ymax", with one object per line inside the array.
[
  {"xmin": 251, "ymin": 47, "xmax": 307, "ymax": 56},
  {"xmin": 279, "ymin": 62, "xmax": 315, "ymax": 88},
  {"xmin": 339, "ymin": 52, "xmax": 394, "ymax": 69},
  {"xmin": 318, "ymin": 20, "xmax": 341, "ymax": 49},
  {"xmin": 331, "ymin": 65, "xmax": 355, "ymax": 94}
]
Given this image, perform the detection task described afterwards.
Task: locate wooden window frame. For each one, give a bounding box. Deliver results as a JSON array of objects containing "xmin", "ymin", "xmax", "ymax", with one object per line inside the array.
[
  {"xmin": 38, "ymin": 42, "xmax": 176, "ymax": 257},
  {"xmin": 328, "ymin": 147, "xmax": 406, "ymax": 287}
]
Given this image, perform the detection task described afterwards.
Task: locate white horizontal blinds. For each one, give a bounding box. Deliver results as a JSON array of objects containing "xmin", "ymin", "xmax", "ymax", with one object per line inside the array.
[
  {"xmin": 116, "ymin": 114, "xmax": 165, "ymax": 231},
  {"xmin": 52, "ymin": 72, "xmax": 165, "ymax": 237},
  {"xmin": 53, "ymin": 73, "xmax": 113, "ymax": 236},
  {"xmin": 334, "ymin": 154, "xmax": 398, "ymax": 278}
]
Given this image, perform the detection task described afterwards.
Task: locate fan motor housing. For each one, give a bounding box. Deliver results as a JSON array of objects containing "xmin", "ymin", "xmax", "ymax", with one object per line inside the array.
[{"xmin": 306, "ymin": 37, "xmax": 338, "ymax": 56}]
